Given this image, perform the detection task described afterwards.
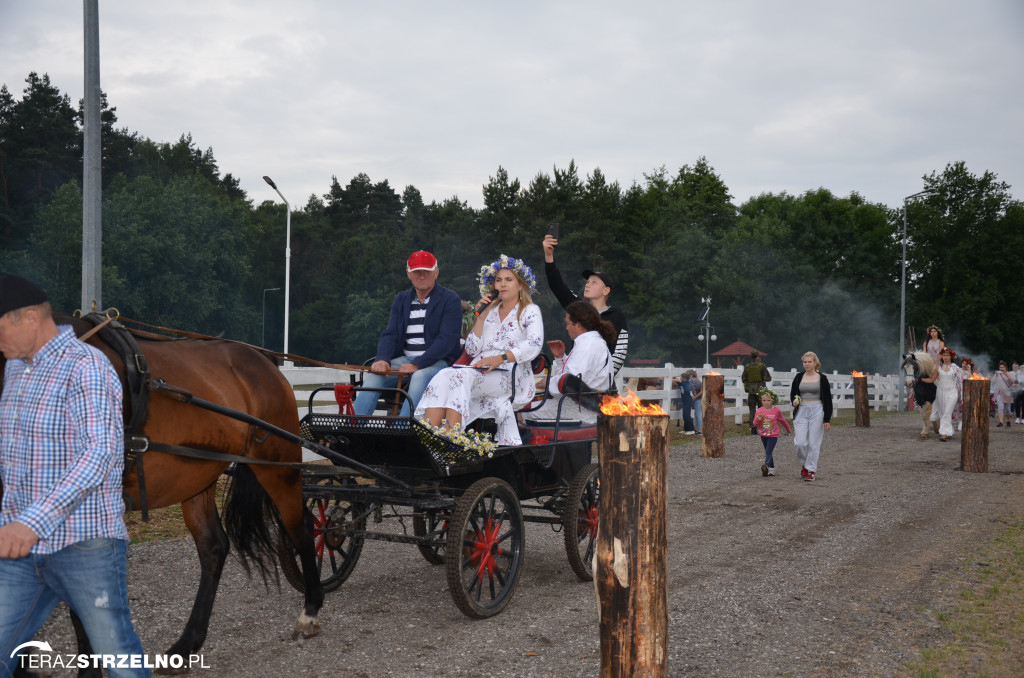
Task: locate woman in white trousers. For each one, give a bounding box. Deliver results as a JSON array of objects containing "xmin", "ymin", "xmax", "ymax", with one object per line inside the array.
[{"xmin": 789, "ymin": 351, "xmax": 833, "ymax": 482}]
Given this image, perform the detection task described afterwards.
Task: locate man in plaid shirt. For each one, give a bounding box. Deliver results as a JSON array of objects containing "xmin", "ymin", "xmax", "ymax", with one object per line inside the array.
[{"xmin": 0, "ymin": 274, "xmax": 148, "ymax": 677}]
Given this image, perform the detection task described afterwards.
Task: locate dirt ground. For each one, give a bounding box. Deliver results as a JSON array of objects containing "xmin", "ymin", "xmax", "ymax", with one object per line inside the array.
[{"xmin": 30, "ymin": 412, "xmax": 1024, "ymax": 677}]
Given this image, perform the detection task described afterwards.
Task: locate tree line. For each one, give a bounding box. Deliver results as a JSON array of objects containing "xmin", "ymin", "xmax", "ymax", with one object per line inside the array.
[{"xmin": 2, "ymin": 72, "xmax": 1022, "ymax": 373}]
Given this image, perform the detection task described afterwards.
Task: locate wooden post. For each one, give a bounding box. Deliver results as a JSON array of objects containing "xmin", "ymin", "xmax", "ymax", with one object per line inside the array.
[
  {"xmin": 596, "ymin": 413, "xmax": 669, "ymax": 678},
  {"xmin": 701, "ymin": 372, "xmax": 725, "ymax": 458},
  {"xmin": 960, "ymin": 377, "xmax": 989, "ymax": 473},
  {"xmin": 853, "ymin": 375, "xmax": 870, "ymax": 427}
]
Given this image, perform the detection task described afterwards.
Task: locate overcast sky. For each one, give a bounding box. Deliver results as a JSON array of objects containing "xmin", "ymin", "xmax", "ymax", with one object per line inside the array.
[{"xmin": 3, "ymin": 1, "xmax": 1023, "ymax": 212}]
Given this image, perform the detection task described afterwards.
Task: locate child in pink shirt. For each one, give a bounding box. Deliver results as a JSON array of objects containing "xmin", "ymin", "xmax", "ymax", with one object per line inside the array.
[{"xmin": 753, "ymin": 388, "xmax": 791, "ymax": 477}]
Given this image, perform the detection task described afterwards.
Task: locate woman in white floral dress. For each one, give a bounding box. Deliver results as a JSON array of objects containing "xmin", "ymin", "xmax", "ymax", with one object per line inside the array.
[{"xmin": 416, "ymin": 255, "xmax": 544, "ymax": 445}]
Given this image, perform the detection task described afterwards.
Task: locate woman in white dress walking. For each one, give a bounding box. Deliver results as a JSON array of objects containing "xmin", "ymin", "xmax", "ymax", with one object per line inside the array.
[{"xmin": 921, "ymin": 348, "xmax": 961, "ymax": 441}]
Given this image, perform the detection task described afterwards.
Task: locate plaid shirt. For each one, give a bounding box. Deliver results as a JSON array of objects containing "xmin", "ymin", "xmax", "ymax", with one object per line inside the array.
[{"xmin": 0, "ymin": 325, "xmax": 127, "ymax": 553}]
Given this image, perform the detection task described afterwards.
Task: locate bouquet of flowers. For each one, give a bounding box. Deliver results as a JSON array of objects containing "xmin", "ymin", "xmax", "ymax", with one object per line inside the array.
[{"xmin": 417, "ymin": 419, "xmax": 499, "ymax": 459}]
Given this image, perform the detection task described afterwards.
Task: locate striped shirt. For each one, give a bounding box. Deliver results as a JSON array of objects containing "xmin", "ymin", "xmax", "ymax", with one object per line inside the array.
[
  {"xmin": 0, "ymin": 325, "xmax": 128, "ymax": 553},
  {"xmin": 403, "ymin": 295, "xmax": 429, "ymax": 358}
]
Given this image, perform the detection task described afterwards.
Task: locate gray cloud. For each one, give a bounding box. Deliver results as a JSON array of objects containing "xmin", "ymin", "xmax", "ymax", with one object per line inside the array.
[{"xmin": 2, "ymin": 0, "xmax": 1022, "ymax": 209}]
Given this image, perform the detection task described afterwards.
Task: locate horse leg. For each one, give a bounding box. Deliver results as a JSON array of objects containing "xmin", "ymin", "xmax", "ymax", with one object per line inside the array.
[
  {"xmin": 164, "ymin": 484, "xmax": 229, "ymax": 663},
  {"xmin": 248, "ymin": 465, "xmax": 323, "ymax": 639}
]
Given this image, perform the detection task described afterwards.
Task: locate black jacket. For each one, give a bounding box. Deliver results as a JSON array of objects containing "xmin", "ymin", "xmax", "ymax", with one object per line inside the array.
[
  {"xmin": 789, "ymin": 371, "xmax": 833, "ymax": 423},
  {"xmin": 544, "ymin": 260, "xmax": 628, "ymax": 372}
]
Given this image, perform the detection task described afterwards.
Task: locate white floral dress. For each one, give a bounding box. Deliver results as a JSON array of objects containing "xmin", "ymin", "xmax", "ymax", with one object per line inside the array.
[{"xmin": 415, "ymin": 303, "xmax": 544, "ymax": 444}]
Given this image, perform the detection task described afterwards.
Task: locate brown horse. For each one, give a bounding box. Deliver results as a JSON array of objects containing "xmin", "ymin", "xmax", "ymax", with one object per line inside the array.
[{"xmin": 3, "ymin": 315, "xmax": 323, "ymax": 670}]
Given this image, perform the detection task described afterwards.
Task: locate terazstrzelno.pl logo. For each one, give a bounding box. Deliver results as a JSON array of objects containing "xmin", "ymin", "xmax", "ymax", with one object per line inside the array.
[{"xmin": 12, "ymin": 641, "xmax": 210, "ymax": 671}]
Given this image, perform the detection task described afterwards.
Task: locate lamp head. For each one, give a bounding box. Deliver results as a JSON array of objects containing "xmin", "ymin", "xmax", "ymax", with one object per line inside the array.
[{"xmin": 263, "ymin": 176, "xmax": 277, "ymax": 190}]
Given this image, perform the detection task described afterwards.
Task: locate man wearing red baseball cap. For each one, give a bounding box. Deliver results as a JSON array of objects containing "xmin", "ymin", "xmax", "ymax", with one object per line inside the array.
[{"xmin": 353, "ymin": 251, "xmax": 463, "ymax": 416}]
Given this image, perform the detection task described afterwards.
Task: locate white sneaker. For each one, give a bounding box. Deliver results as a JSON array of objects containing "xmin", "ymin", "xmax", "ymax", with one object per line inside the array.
[{"xmin": 767, "ymin": 467, "xmax": 775, "ymax": 476}]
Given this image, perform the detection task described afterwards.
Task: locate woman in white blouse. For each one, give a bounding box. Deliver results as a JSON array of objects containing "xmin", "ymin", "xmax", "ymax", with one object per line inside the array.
[
  {"xmin": 416, "ymin": 255, "xmax": 544, "ymax": 445},
  {"xmin": 526, "ymin": 300, "xmax": 615, "ymax": 425}
]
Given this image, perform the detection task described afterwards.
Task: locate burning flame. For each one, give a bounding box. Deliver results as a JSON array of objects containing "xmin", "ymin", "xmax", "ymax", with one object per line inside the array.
[
  {"xmin": 705, "ymin": 370, "xmax": 721, "ymax": 376},
  {"xmin": 968, "ymin": 372, "xmax": 987, "ymax": 380},
  {"xmin": 600, "ymin": 390, "xmax": 667, "ymax": 416},
  {"xmin": 851, "ymin": 370, "xmax": 865, "ymax": 377}
]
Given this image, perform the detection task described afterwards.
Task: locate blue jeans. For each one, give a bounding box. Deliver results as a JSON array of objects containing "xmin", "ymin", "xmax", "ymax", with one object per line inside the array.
[
  {"xmin": 759, "ymin": 435, "xmax": 778, "ymax": 468},
  {"xmin": 353, "ymin": 357, "xmax": 448, "ymax": 417},
  {"xmin": 0, "ymin": 537, "xmax": 149, "ymax": 678},
  {"xmin": 693, "ymin": 397, "xmax": 703, "ymax": 432},
  {"xmin": 679, "ymin": 386, "xmax": 694, "ymax": 432}
]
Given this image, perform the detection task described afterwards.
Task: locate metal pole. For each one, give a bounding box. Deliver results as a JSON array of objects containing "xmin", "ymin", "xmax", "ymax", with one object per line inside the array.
[
  {"xmin": 900, "ymin": 189, "xmax": 933, "ymax": 412},
  {"xmin": 262, "ymin": 287, "xmax": 280, "ymax": 348},
  {"xmin": 81, "ymin": 0, "xmax": 102, "ymax": 312},
  {"xmin": 704, "ymin": 320, "xmax": 710, "ymax": 366},
  {"xmin": 899, "ymin": 203, "xmax": 908, "ymax": 412},
  {"xmin": 263, "ymin": 176, "xmax": 291, "ymax": 364}
]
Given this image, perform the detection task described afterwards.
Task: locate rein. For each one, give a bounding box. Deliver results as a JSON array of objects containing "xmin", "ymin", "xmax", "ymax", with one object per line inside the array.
[{"xmin": 117, "ymin": 316, "xmax": 376, "ymax": 372}]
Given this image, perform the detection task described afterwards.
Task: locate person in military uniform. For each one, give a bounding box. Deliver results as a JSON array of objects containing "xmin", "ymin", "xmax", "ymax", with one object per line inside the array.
[{"xmin": 741, "ymin": 350, "xmax": 772, "ymax": 434}]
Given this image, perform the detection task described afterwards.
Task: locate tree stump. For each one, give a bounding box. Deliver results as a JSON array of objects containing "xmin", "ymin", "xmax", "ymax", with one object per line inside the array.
[
  {"xmin": 596, "ymin": 413, "xmax": 669, "ymax": 678},
  {"xmin": 701, "ymin": 372, "xmax": 724, "ymax": 458},
  {"xmin": 853, "ymin": 375, "xmax": 870, "ymax": 427},
  {"xmin": 960, "ymin": 377, "xmax": 989, "ymax": 473}
]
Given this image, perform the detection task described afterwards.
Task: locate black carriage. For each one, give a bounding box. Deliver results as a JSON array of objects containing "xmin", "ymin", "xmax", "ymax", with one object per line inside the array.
[{"xmin": 277, "ymin": 385, "xmax": 602, "ymax": 619}]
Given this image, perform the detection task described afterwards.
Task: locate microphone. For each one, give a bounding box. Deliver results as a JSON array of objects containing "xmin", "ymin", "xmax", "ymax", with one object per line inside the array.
[{"xmin": 475, "ymin": 290, "xmax": 499, "ymax": 316}]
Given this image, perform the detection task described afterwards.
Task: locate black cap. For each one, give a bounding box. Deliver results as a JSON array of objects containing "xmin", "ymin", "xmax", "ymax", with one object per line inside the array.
[
  {"xmin": 581, "ymin": 269, "xmax": 613, "ymax": 289},
  {"xmin": 0, "ymin": 274, "xmax": 48, "ymax": 317}
]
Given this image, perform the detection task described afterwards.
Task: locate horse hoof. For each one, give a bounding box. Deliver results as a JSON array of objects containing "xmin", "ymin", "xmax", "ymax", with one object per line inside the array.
[{"xmin": 292, "ymin": 612, "xmax": 321, "ymax": 639}]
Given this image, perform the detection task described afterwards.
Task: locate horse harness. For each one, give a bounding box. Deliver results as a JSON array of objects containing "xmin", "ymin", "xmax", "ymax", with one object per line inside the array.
[{"xmin": 78, "ymin": 313, "xmax": 349, "ymax": 522}]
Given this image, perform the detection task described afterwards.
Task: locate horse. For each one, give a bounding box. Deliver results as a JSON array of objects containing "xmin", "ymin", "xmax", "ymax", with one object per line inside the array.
[
  {"xmin": 2, "ymin": 314, "xmax": 323, "ymax": 673},
  {"xmin": 902, "ymin": 351, "xmax": 939, "ymax": 438}
]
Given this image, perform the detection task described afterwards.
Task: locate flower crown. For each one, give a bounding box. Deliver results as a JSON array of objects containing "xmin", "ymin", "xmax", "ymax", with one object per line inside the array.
[
  {"xmin": 478, "ymin": 254, "xmax": 537, "ymax": 297},
  {"xmin": 939, "ymin": 347, "xmax": 957, "ymax": 359},
  {"xmin": 756, "ymin": 387, "xmax": 779, "ymax": 404},
  {"xmin": 927, "ymin": 324, "xmax": 942, "ymax": 335}
]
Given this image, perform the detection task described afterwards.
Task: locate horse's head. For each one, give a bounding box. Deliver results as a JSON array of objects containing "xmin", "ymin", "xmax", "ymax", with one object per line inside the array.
[{"xmin": 902, "ymin": 351, "xmax": 935, "ymax": 379}]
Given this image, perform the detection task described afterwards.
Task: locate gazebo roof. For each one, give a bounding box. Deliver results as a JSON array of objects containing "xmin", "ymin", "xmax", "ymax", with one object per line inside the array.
[{"xmin": 711, "ymin": 340, "xmax": 766, "ymax": 357}]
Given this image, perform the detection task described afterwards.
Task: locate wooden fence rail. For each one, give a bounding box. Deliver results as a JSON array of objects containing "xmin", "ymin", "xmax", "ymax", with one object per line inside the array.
[
  {"xmin": 612, "ymin": 363, "xmax": 903, "ymax": 425},
  {"xmin": 279, "ymin": 363, "xmax": 904, "ymax": 425}
]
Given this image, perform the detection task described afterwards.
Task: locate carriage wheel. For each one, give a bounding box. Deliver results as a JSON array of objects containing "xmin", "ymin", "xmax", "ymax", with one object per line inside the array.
[
  {"xmin": 413, "ymin": 508, "xmax": 450, "ymax": 565},
  {"xmin": 445, "ymin": 477, "xmax": 525, "ymax": 619},
  {"xmin": 563, "ymin": 463, "xmax": 600, "ymax": 581},
  {"xmin": 278, "ymin": 480, "xmax": 366, "ymax": 593}
]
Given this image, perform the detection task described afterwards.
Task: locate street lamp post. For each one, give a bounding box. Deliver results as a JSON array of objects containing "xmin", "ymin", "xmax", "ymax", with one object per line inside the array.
[
  {"xmin": 263, "ymin": 176, "xmax": 292, "ymax": 365},
  {"xmin": 899, "ymin": 189, "xmax": 933, "ymax": 411},
  {"xmin": 696, "ymin": 297, "xmax": 716, "ymax": 367},
  {"xmin": 262, "ymin": 287, "xmax": 280, "ymax": 348}
]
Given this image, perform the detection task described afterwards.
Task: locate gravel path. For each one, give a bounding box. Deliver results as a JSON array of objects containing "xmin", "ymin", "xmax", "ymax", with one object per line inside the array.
[{"xmin": 33, "ymin": 413, "xmax": 1024, "ymax": 677}]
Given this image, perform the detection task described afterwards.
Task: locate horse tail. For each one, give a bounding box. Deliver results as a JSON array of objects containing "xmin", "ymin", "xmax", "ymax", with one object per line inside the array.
[{"xmin": 221, "ymin": 463, "xmax": 282, "ymax": 587}]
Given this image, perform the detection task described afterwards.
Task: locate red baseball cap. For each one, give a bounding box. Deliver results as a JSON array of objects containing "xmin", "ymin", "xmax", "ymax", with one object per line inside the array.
[{"xmin": 407, "ymin": 251, "xmax": 438, "ymax": 272}]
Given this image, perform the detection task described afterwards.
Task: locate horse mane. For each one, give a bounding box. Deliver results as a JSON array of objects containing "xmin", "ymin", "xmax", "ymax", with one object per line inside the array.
[{"xmin": 910, "ymin": 350, "xmax": 936, "ymax": 378}]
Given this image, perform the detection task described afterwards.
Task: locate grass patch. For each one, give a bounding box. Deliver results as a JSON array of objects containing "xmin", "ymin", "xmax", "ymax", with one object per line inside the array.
[
  {"xmin": 125, "ymin": 504, "xmax": 187, "ymax": 544},
  {"xmin": 901, "ymin": 522, "xmax": 1024, "ymax": 677},
  {"xmin": 125, "ymin": 477, "xmax": 230, "ymax": 544}
]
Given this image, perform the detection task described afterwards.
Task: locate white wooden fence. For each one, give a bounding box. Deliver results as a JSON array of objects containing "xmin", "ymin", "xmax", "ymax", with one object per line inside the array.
[
  {"xmin": 280, "ymin": 363, "xmax": 904, "ymax": 426},
  {"xmin": 613, "ymin": 364, "xmax": 903, "ymax": 424}
]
